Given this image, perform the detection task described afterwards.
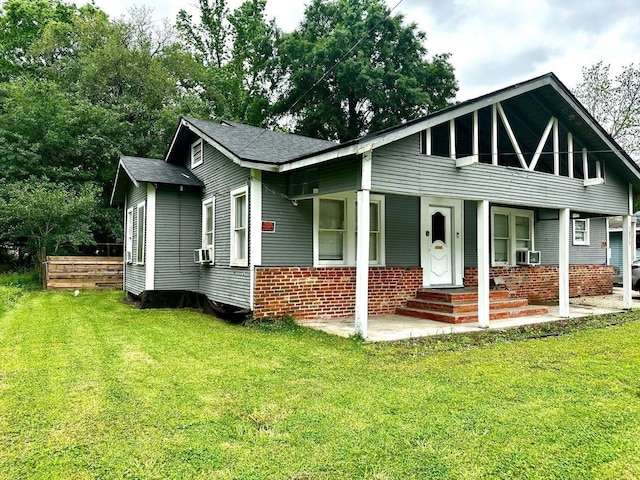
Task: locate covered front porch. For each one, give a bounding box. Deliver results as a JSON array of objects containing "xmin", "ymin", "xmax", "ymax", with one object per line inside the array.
[{"xmin": 305, "ymin": 287, "xmax": 640, "ymax": 341}]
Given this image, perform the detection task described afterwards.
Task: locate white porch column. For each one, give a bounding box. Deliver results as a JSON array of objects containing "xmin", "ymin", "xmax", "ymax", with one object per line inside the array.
[
  {"xmin": 622, "ymin": 214, "xmax": 633, "ymax": 309},
  {"xmin": 558, "ymin": 208, "xmax": 570, "ymax": 317},
  {"xmin": 477, "ymin": 200, "xmax": 490, "ymax": 328},
  {"xmin": 355, "ymin": 150, "xmax": 372, "ymax": 338}
]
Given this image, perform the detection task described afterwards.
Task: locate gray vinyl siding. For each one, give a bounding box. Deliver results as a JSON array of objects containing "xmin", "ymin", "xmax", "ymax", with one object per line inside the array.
[
  {"xmin": 190, "ymin": 142, "xmax": 251, "ymax": 308},
  {"xmin": 125, "ymin": 183, "xmax": 147, "ymax": 296},
  {"xmin": 464, "ymin": 201, "xmax": 478, "ymax": 267},
  {"xmin": 317, "ymin": 157, "xmax": 360, "ymax": 194},
  {"xmin": 534, "ymin": 218, "xmax": 559, "ymax": 265},
  {"xmin": 570, "ymin": 217, "xmax": 608, "ymax": 265},
  {"xmin": 385, "ymin": 194, "xmax": 420, "ymax": 267},
  {"xmin": 535, "ymin": 217, "xmax": 608, "ymax": 265},
  {"xmin": 464, "ymin": 207, "xmax": 608, "ymax": 267},
  {"xmin": 372, "ymin": 134, "xmax": 630, "ymax": 216},
  {"xmin": 262, "ymin": 172, "xmax": 313, "ymax": 267},
  {"xmin": 154, "ymin": 187, "xmax": 201, "ymax": 291}
]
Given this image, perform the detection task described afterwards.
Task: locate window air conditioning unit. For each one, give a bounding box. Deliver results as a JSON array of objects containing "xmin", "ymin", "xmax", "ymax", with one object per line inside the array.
[
  {"xmin": 194, "ymin": 248, "xmax": 213, "ymax": 264},
  {"xmin": 516, "ymin": 250, "xmax": 541, "ymax": 266}
]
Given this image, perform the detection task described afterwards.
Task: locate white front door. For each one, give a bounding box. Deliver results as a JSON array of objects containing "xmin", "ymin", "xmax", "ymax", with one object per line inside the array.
[
  {"xmin": 421, "ymin": 198, "xmax": 464, "ymax": 287},
  {"xmin": 428, "ymin": 206, "xmax": 453, "ymax": 285}
]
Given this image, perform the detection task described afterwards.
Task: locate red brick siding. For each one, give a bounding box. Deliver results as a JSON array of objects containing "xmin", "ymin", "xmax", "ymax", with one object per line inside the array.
[
  {"xmin": 464, "ymin": 265, "xmax": 613, "ymax": 303},
  {"xmin": 253, "ymin": 267, "xmax": 422, "ymax": 321}
]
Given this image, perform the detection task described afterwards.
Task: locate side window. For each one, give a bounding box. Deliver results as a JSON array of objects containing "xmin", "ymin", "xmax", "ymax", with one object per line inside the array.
[
  {"xmin": 191, "ymin": 139, "xmax": 203, "ymax": 168},
  {"xmin": 573, "ymin": 219, "xmax": 590, "ymax": 245},
  {"xmin": 126, "ymin": 207, "xmax": 133, "ymax": 263},
  {"xmin": 136, "ymin": 202, "xmax": 145, "ymax": 264},
  {"xmin": 318, "ymin": 198, "xmax": 346, "ymax": 263},
  {"xmin": 202, "ymin": 197, "xmax": 215, "ymax": 260},
  {"xmin": 314, "ymin": 194, "xmax": 385, "ymax": 266},
  {"xmin": 230, "ymin": 187, "xmax": 248, "ymax": 267},
  {"xmin": 491, "ymin": 207, "xmax": 534, "ymax": 266}
]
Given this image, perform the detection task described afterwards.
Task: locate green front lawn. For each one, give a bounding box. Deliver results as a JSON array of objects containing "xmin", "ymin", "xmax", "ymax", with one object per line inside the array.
[{"xmin": 0, "ymin": 285, "xmax": 639, "ymax": 479}]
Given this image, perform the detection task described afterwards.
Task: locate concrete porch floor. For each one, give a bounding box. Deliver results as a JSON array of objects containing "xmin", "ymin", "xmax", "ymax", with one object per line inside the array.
[{"xmin": 302, "ymin": 288, "xmax": 640, "ymax": 342}]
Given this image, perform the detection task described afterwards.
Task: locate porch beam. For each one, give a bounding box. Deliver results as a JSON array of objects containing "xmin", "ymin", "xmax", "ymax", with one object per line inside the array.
[
  {"xmin": 477, "ymin": 200, "xmax": 490, "ymax": 328},
  {"xmin": 553, "ymin": 117, "xmax": 559, "ymax": 175},
  {"xmin": 473, "ymin": 110, "xmax": 479, "ymax": 162},
  {"xmin": 530, "ymin": 116, "xmax": 554, "ymax": 171},
  {"xmin": 491, "ymin": 104, "xmax": 498, "ymax": 165},
  {"xmin": 449, "ymin": 119, "xmax": 456, "ymax": 159},
  {"xmin": 558, "ymin": 208, "xmax": 570, "ymax": 317},
  {"xmin": 567, "ymin": 133, "xmax": 574, "ymax": 178},
  {"xmin": 355, "ymin": 150, "xmax": 372, "ymax": 339},
  {"xmin": 496, "ymin": 102, "xmax": 527, "ymax": 169}
]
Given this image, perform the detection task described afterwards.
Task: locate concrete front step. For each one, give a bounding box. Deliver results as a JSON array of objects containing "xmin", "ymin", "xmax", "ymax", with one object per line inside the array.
[{"xmin": 396, "ymin": 304, "xmax": 549, "ymax": 324}]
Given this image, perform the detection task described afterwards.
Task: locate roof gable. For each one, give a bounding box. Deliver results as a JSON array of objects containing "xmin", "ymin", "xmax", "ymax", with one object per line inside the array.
[
  {"xmin": 278, "ymin": 73, "xmax": 640, "ymax": 184},
  {"xmin": 166, "ymin": 117, "xmax": 336, "ymax": 167},
  {"xmin": 110, "ymin": 156, "xmax": 204, "ymax": 205}
]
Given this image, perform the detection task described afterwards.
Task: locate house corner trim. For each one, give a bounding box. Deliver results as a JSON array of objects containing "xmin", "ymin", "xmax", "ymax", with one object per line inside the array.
[{"xmin": 145, "ymin": 183, "xmax": 156, "ymax": 291}]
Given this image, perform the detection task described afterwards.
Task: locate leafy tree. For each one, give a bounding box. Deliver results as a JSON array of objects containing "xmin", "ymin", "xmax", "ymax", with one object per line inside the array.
[
  {"xmin": 0, "ymin": 79, "xmax": 123, "ymax": 185},
  {"xmin": 573, "ymin": 62, "xmax": 640, "ymax": 162},
  {"xmin": 0, "ymin": 0, "xmax": 77, "ymax": 80},
  {"xmin": 176, "ymin": 0, "xmax": 280, "ymax": 126},
  {"xmin": 275, "ymin": 0, "xmax": 458, "ymax": 142},
  {"xmin": 0, "ymin": 178, "xmax": 98, "ymax": 266}
]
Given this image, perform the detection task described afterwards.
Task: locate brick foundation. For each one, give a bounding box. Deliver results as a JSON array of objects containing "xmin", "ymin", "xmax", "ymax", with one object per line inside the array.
[
  {"xmin": 253, "ymin": 264, "xmax": 613, "ymax": 321},
  {"xmin": 464, "ymin": 265, "xmax": 613, "ymax": 303},
  {"xmin": 253, "ymin": 267, "xmax": 422, "ymax": 321}
]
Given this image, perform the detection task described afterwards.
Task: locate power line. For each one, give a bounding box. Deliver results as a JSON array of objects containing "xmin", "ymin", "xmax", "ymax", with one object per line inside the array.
[{"xmin": 236, "ymin": 0, "xmax": 405, "ymax": 157}]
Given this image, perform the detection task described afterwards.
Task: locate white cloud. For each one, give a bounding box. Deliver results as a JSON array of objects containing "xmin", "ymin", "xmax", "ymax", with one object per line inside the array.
[{"xmin": 83, "ymin": 0, "xmax": 640, "ymax": 101}]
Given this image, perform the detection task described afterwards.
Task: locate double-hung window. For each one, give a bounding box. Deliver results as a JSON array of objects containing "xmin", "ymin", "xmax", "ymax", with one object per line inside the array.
[
  {"xmin": 314, "ymin": 194, "xmax": 385, "ymax": 266},
  {"xmin": 125, "ymin": 207, "xmax": 134, "ymax": 263},
  {"xmin": 491, "ymin": 207, "xmax": 534, "ymax": 266},
  {"xmin": 230, "ymin": 187, "xmax": 248, "ymax": 266},
  {"xmin": 318, "ymin": 198, "xmax": 346, "ymax": 263},
  {"xmin": 202, "ymin": 197, "xmax": 215, "ymax": 262},
  {"xmin": 136, "ymin": 202, "xmax": 146, "ymax": 265},
  {"xmin": 573, "ymin": 219, "xmax": 590, "ymax": 245}
]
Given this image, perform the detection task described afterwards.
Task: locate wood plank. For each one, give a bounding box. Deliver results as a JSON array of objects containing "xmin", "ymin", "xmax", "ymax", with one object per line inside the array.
[{"xmin": 45, "ymin": 255, "xmax": 124, "ymax": 290}]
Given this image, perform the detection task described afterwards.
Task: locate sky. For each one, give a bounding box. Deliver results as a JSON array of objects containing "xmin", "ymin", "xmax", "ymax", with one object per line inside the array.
[{"xmin": 86, "ymin": 0, "xmax": 639, "ymax": 101}]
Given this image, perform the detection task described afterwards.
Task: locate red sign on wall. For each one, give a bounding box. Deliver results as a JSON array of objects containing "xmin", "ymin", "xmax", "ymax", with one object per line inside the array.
[{"xmin": 262, "ymin": 221, "xmax": 276, "ymax": 233}]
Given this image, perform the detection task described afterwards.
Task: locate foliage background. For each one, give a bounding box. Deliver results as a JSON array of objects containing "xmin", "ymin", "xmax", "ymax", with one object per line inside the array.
[{"xmin": 0, "ymin": 0, "xmax": 459, "ymax": 266}]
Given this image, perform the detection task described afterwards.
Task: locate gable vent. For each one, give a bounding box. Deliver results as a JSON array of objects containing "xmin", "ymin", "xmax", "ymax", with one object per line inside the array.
[{"xmin": 191, "ymin": 139, "xmax": 203, "ymax": 168}]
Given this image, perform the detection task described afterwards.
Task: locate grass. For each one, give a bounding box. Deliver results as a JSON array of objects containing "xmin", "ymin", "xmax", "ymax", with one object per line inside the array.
[{"xmin": 0, "ymin": 283, "xmax": 639, "ymax": 479}]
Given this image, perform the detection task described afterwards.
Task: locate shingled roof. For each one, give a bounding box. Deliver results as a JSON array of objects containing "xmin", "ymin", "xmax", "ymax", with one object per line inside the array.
[
  {"xmin": 111, "ymin": 156, "xmax": 204, "ymax": 204},
  {"xmin": 184, "ymin": 117, "xmax": 336, "ymax": 165}
]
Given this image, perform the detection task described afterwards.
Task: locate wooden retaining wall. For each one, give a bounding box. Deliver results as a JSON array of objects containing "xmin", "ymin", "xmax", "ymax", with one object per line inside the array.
[{"xmin": 45, "ymin": 256, "xmax": 123, "ymax": 290}]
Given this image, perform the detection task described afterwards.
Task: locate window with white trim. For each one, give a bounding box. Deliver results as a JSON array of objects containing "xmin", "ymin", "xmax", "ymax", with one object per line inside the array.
[
  {"xmin": 314, "ymin": 194, "xmax": 385, "ymax": 266},
  {"xmin": 318, "ymin": 198, "xmax": 346, "ymax": 263},
  {"xmin": 202, "ymin": 197, "xmax": 215, "ymax": 261},
  {"xmin": 573, "ymin": 219, "xmax": 590, "ymax": 245},
  {"xmin": 230, "ymin": 187, "xmax": 248, "ymax": 266},
  {"xmin": 126, "ymin": 207, "xmax": 134, "ymax": 263},
  {"xmin": 191, "ymin": 139, "xmax": 203, "ymax": 168},
  {"xmin": 491, "ymin": 207, "xmax": 534, "ymax": 266},
  {"xmin": 136, "ymin": 202, "xmax": 145, "ymax": 264}
]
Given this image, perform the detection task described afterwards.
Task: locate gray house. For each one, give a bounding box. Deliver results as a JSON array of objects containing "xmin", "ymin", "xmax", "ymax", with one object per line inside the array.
[{"xmin": 111, "ymin": 73, "xmax": 640, "ymax": 337}]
